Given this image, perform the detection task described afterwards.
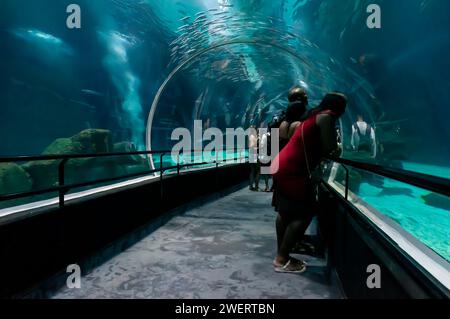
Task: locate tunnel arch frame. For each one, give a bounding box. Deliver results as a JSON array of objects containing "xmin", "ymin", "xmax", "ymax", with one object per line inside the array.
[{"xmin": 146, "ymin": 39, "xmax": 313, "ymax": 170}]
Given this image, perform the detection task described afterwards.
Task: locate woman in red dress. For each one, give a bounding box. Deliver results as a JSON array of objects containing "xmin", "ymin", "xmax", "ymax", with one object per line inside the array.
[{"xmin": 271, "ymin": 92, "xmax": 347, "ymax": 273}]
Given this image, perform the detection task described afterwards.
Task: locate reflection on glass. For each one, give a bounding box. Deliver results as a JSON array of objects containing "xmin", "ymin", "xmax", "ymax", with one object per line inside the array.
[{"xmin": 329, "ymin": 164, "xmax": 450, "ymax": 262}]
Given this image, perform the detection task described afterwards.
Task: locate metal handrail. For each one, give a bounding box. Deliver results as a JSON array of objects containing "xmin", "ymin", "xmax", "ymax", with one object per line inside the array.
[
  {"xmin": 0, "ymin": 148, "xmax": 247, "ymax": 163},
  {"xmin": 0, "ymin": 148, "xmax": 248, "ymax": 208},
  {"xmin": 327, "ymin": 156, "xmax": 450, "ymax": 198}
]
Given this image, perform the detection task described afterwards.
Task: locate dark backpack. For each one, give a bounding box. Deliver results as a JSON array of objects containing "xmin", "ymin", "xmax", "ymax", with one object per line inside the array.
[
  {"xmin": 354, "ymin": 123, "xmax": 372, "ymax": 147},
  {"xmin": 270, "ymin": 111, "xmax": 286, "ymax": 129}
]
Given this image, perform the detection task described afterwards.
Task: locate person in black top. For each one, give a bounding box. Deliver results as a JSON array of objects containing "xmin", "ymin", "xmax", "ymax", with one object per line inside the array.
[{"xmin": 278, "ymin": 87, "xmax": 309, "ymax": 151}]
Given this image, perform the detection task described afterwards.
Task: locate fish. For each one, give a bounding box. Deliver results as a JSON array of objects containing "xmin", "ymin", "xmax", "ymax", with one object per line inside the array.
[
  {"xmin": 81, "ymin": 89, "xmax": 104, "ymax": 97},
  {"xmin": 10, "ymin": 28, "xmax": 73, "ymax": 56},
  {"xmin": 422, "ymin": 193, "xmax": 450, "ymax": 211}
]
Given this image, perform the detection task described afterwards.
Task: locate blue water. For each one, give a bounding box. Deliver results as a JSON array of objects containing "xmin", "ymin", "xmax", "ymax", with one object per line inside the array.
[
  {"xmin": 402, "ymin": 163, "xmax": 450, "ymax": 179},
  {"xmin": 357, "ymin": 163, "xmax": 450, "ymax": 261}
]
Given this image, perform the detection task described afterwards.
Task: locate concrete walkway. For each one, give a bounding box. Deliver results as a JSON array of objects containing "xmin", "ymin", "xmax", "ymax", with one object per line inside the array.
[{"xmin": 52, "ymin": 187, "xmax": 343, "ymax": 299}]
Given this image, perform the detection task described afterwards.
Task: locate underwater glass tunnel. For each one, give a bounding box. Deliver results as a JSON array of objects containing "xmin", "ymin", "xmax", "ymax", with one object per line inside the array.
[{"xmin": 0, "ymin": 0, "xmax": 449, "ymax": 298}]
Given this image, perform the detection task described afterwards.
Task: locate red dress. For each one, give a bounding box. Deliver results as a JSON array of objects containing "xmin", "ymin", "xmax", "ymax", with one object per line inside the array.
[{"xmin": 271, "ymin": 110, "xmax": 334, "ymax": 205}]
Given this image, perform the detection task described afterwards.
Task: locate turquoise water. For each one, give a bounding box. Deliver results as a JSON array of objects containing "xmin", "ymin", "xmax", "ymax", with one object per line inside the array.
[
  {"xmin": 402, "ymin": 162, "xmax": 450, "ymax": 179},
  {"xmin": 356, "ymin": 163, "xmax": 450, "ymax": 261}
]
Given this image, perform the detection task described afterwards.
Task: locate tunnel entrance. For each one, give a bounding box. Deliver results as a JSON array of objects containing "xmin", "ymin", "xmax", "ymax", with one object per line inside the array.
[{"xmin": 145, "ymin": 39, "xmax": 313, "ymax": 170}]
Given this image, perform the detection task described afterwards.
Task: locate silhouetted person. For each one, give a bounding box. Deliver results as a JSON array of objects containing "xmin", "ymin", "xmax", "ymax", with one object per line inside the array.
[
  {"xmin": 272, "ymin": 87, "xmax": 309, "ymax": 206},
  {"xmin": 258, "ymin": 122, "xmax": 276, "ymax": 192},
  {"xmin": 279, "ymin": 87, "xmax": 309, "ymax": 151},
  {"xmin": 248, "ymin": 125, "xmax": 260, "ymax": 191},
  {"xmin": 351, "ymin": 115, "xmax": 377, "ymax": 158}
]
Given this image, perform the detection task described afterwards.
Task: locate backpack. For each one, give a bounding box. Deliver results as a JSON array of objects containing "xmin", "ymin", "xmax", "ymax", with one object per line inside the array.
[
  {"xmin": 270, "ymin": 111, "xmax": 286, "ymax": 129},
  {"xmin": 354, "ymin": 123, "xmax": 372, "ymax": 147}
]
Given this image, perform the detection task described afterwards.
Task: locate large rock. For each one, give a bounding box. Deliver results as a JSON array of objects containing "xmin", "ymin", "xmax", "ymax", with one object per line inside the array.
[
  {"xmin": 22, "ymin": 129, "xmax": 152, "ymax": 193},
  {"xmin": 22, "ymin": 160, "xmax": 59, "ymax": 189},
  {"xmin": 113, "ymin": 141, "xmax": 137, "ymax": 153},
  {"xmin": 22, "ymin": 157, "xmax": 108, "ymax": 189},
  {"xmin": 113, "ymin": 142, "xmax": 145, "ymax": 165},
  {"xmin": 23, "ymin": 129, "xmax": 114, "ymax": 189},
  {"xmin": 22, "ymin": 138, "xmax": 83, "ymax": 189},
  {"xmin": 0, "ymin": 163, "xmax": 32, "ymax": 196},
  {"xmin": 42, "ymin": 138, "xmax": 84, "ymax": 155},
  {"xmin": 0, "ymin": 163, "xmax": 34, "ymax": 209},
  {"xmin": 71, "ymin": 129, "xmax": 113, "ymax": 153}
]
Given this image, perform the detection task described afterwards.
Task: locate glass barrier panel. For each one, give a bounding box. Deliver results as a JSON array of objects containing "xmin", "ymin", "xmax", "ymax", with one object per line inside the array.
[{"xmin": 326, "ymin": 163, "xmax": 450, "ymax": 262}]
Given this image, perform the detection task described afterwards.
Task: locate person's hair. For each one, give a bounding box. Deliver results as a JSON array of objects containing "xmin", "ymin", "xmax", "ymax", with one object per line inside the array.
[
  {"xmin": 317, "ymin": 92, "xmax": 347, "ymax": 115},
  {"xmin": 288, "ymin": 87, "xmax": 307, "ymax": 103},
  {"xmin": 301, "ymin": 92, "xmax": 347, "ymax": 121}
]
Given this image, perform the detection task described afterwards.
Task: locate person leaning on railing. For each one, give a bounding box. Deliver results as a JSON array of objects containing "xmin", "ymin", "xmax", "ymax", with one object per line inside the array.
[{"xmin": 271, "ymin": 92, "xmax": 348, "ymax": 274}]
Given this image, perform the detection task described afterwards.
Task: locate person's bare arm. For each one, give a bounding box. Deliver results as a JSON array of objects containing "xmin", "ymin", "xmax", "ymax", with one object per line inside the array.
[
  {"xmin": 279, "ymin": 121, "xmax": 289, "ymax": 140},
  {"xmin": 351, "ymin": 125, "xmax": 356, "ymax": 150},
  {"xmin": 316, "ymin": 114, "xmax": 338, "ymax": 157},
  {"xmin": 371, "ymin": 127, "xmax": 377, "ymax": 158},
  {"xmin": 288, "ymin": 121, "xmax": 301, "ymax": 139}
]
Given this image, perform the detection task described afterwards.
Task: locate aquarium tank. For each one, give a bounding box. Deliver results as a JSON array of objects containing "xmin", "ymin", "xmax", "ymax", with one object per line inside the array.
[{"xmin": 0, "ymin": 0, "xmax": 449, "ymax": 261}]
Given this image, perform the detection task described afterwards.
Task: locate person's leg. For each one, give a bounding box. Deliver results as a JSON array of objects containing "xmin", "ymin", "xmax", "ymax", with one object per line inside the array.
[
  {"xmin": 264, "ymin": 175, "xmax": 270, "ymax": 191},
  {"xmin": 294, "ymin": 195, "xmax": 316, "ymax": 248},
  {"xmin": 292, "ymin": 214, "xmax": 315, "ymax": 254},
  {"xmin": 275, "ymin": 218, "xmax": 307, "ymax": 266},
  {"xmin": 273, "ymin": 196, "xmax": 308, "ymax": 272},
  {"xmin": 254, "ymin": 164, "xmax": 261, "ymax": 190},
  {"xmin": 276, "ymin": 213, "xmax": 288, "ymax": 252},
  {"xmin": 249, "ymin": 164, "xmax": 256, "ymax": 190}
]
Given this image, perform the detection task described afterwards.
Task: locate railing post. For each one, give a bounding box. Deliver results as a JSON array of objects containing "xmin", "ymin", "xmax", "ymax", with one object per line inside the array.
[
  {"xmin": 342, "ymin": 164, "xmax": 349, "ymax": 201},
  {"xmin": 216, "ymin": 151, "xmax": 219, "ymax": 169},
  {"xmin": 58, "ymin": 159, "xmax": 69, "ymax": 208},
  {"xmin": 160, "ymin": 152, "xmax": 165, "ymax": 201},
  {"xmin": 159, "ymin": 153, "xmax": 164, "ymax": 171},
  {"xmin": 214, "ymin": 151, "xmax": 220, "ymax": 190}
]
